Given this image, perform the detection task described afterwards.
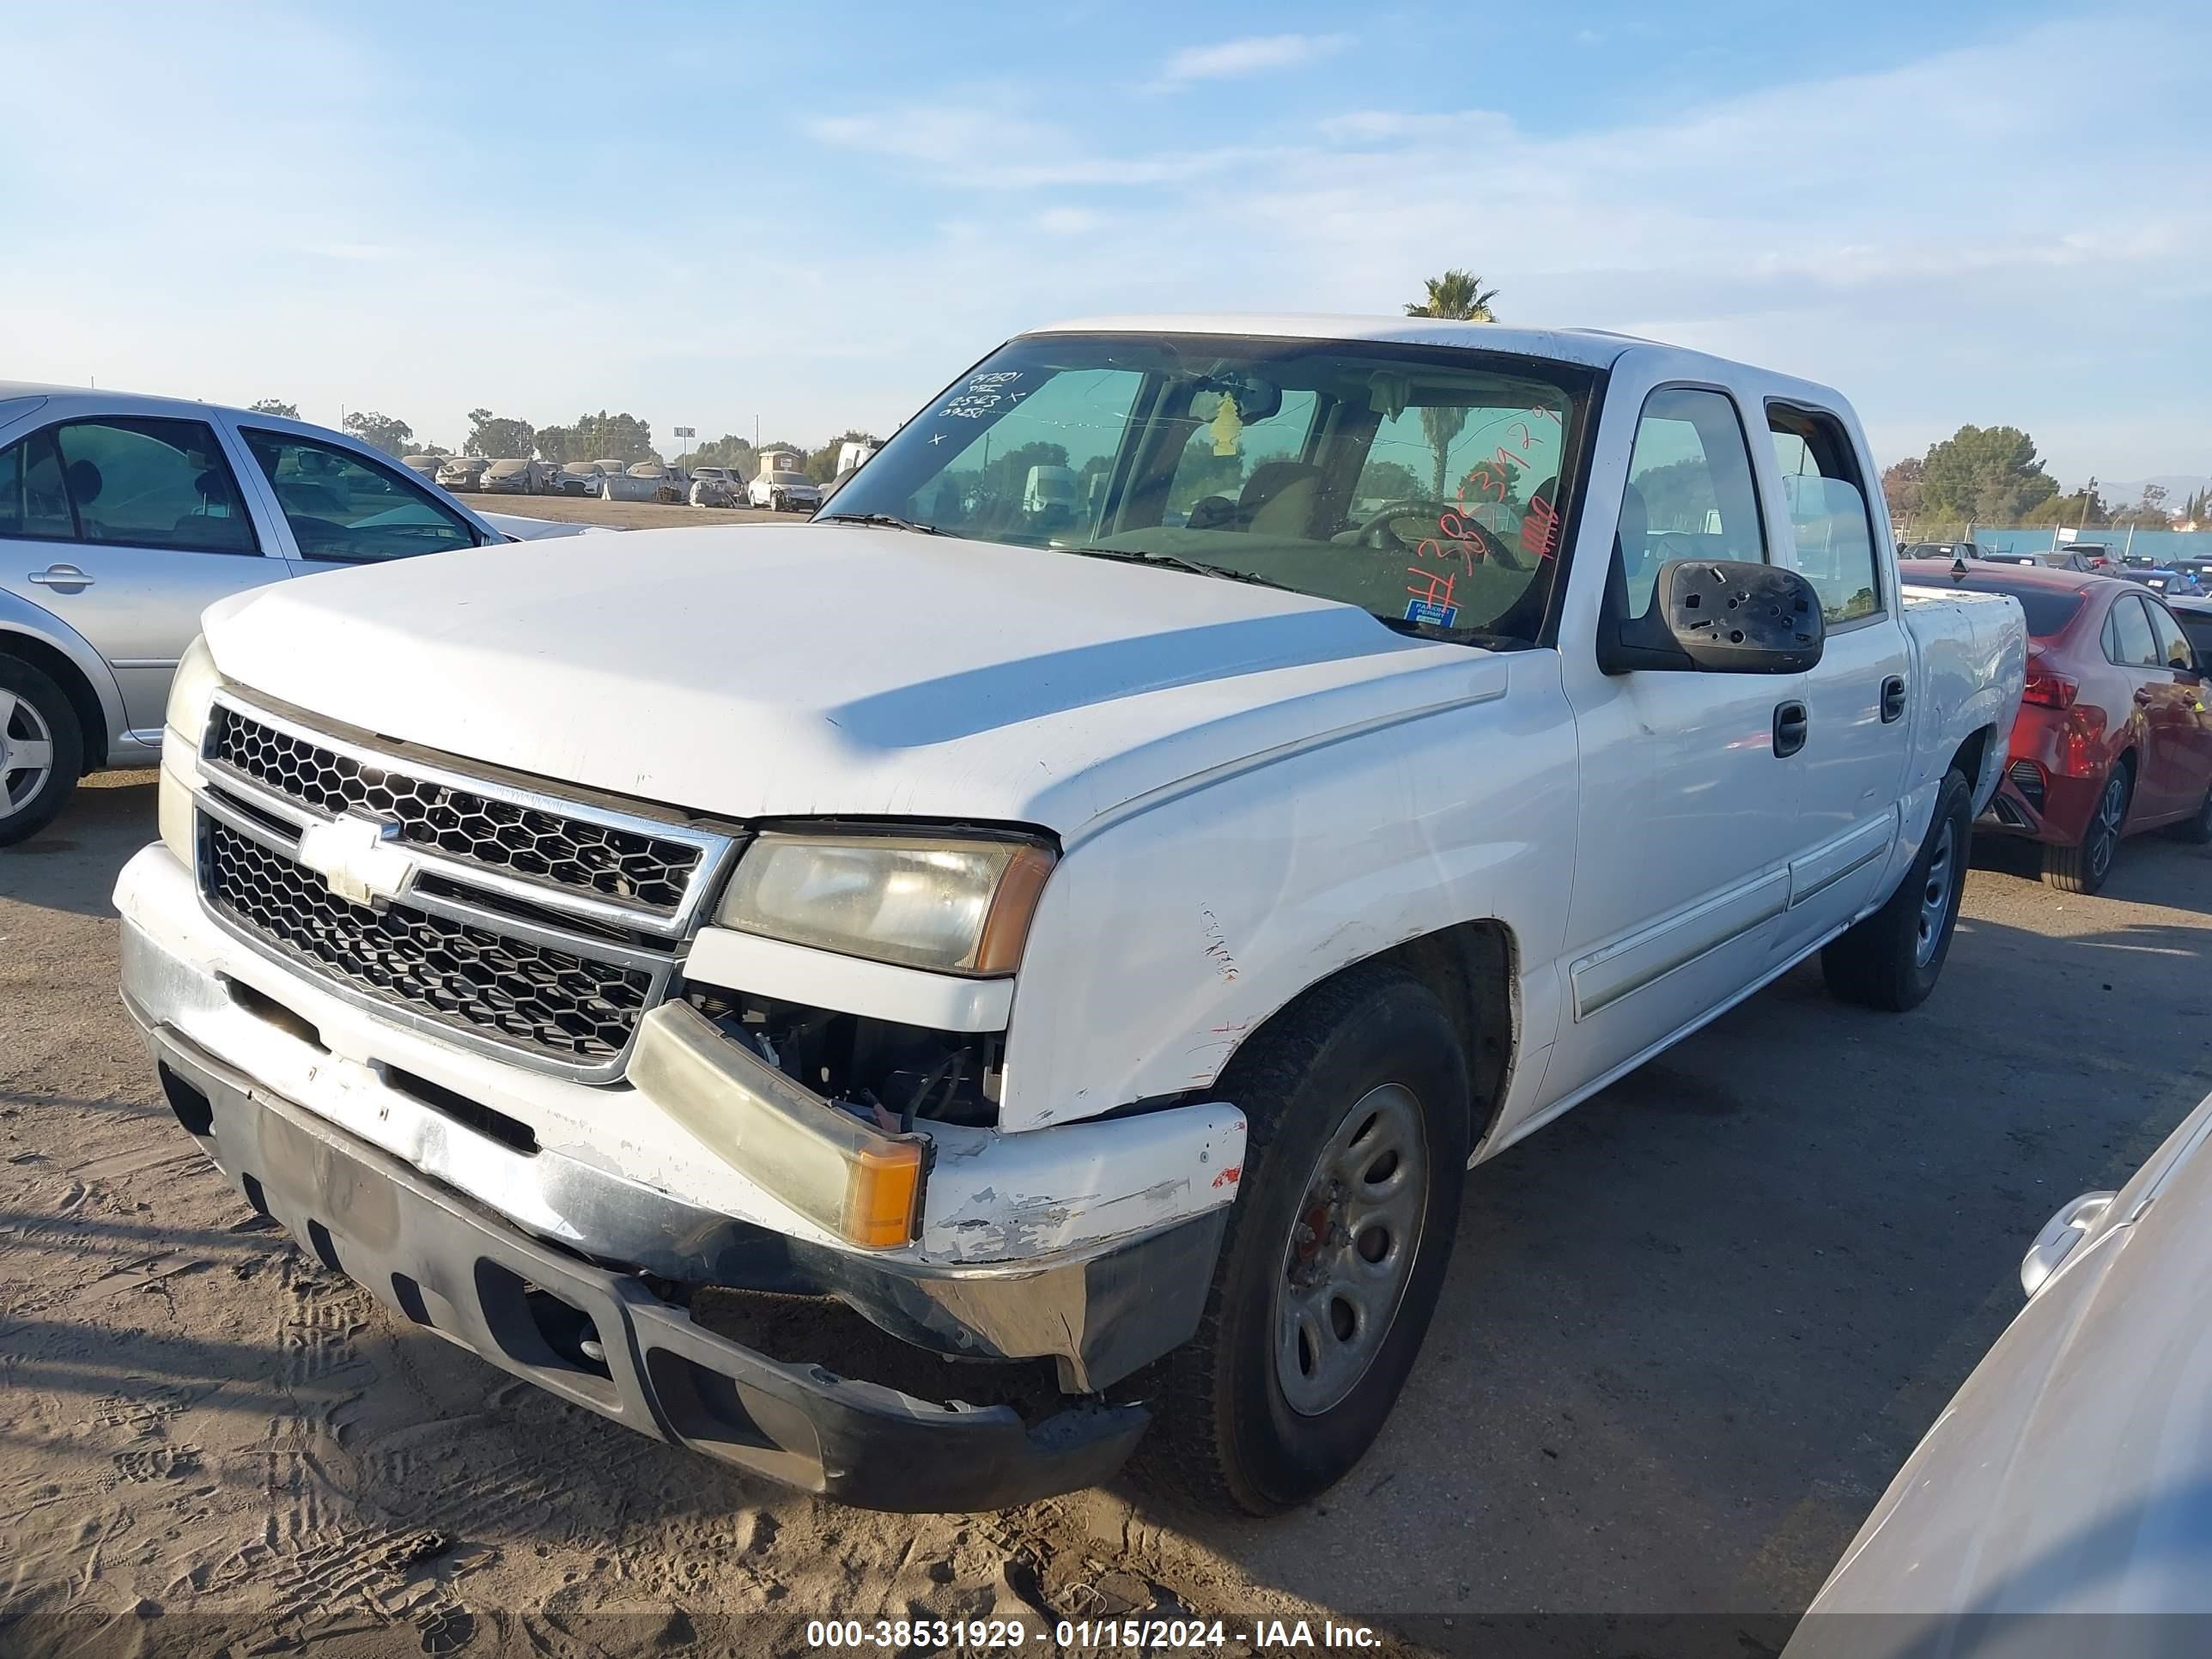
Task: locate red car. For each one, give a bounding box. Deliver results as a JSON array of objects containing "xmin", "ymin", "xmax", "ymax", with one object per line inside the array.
[{"xmin": 1902, "ymin": 561, "xmax": 2212, "ymax": 893}]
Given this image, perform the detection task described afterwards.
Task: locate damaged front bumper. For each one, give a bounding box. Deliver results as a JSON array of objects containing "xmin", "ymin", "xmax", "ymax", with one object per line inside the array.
[
  {"xmin": 114, "ymin": 842, "xmax": 1244, "ymax": 1509},
  {"xmin": 144, "ymin": 1028, "xmax": 1150, "ymax": 1510}
]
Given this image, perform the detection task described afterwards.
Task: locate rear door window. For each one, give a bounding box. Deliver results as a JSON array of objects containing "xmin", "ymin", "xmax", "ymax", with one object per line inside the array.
[
  {"xmin": 243, "ymin": 431, "xmax": 480, "ymax": 562},
  {"xmin": 46, "ymin": 418, "xmax": 259, "ymax": 554},
  {"xmin": 2106, "ymin": 593, "xmax": 2161, "ymax": 667},
  {"xmin": 2146, "ymin": 601, "xmax": 2197, "ymax": 672},
  {"xmin": 1768, "ymin": 405, "xmax": 1881, "ymax": 625}
]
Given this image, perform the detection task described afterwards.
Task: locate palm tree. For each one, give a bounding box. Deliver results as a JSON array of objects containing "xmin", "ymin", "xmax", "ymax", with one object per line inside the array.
[
  {"xmin": 1404, "ymin": 270, "xmax": 1499, "ymax": 322},
  {"xmin": 1405, "ymin": 271, "xmax": 1498, "ymax": 496}
]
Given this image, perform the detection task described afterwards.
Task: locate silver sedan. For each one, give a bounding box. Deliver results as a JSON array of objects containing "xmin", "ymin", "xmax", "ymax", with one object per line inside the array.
[
  {"xmin": 1788, "ymin": 1086, "xmax": 2212, "ymax": 1656},
  {"xmin": 0, "ymin": 384, "xmax": 507, "ymax": 842}
]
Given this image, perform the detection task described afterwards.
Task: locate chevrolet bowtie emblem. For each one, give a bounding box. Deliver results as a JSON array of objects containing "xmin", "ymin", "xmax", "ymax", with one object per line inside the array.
[{"xmin": 295, "ymin": 814, "xmax": 412, "ymax": 908}]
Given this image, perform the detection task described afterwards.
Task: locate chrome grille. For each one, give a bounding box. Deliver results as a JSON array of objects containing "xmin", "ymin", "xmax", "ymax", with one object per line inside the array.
[
  {"xmin": 191, "ymin": 695, "xmax": 738, "ymax": 1077},
  {"xmin": 209, "ymin": 704, "xmax": 704, "ymax": 916},
  {"xmin": 205, "ymin": 820, "xmax": 652, "ymax": 1063}
]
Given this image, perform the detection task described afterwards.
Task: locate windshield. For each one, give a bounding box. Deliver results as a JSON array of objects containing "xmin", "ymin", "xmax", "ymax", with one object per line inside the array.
[
  {"xmin": 768, "ymin": 471, "xmax": 812, "ymax": 485},
  {"xmin": 825, "ymin": 331, "xmax": 1595, "ymax": 645}
]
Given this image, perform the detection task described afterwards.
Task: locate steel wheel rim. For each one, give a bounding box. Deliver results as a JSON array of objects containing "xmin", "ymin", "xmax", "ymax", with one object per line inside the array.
[
  {"xmin": 1914, "ymin": 818, "xmax": 1956, "ymax": 965},
  {"xmin": 2089, "ymin": 774, "xmax": 2125, "ymax": 878},
  {"xmin": 0, "ymin": 690, "xmax": 57, "ymax": 819},
  {"xmin": 1273, "ymin": 1082, "xmax": 1429, "ymax": 1418}
]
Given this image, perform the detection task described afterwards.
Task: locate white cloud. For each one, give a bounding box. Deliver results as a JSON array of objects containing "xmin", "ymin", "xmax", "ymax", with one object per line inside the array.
[
  {"xmin": 2, "ymin": 7, "xmax": 2205, "ymax": 483},
  {"xmin": 1152, "ymin": 33, "xmax": 1350, "ymax": 88}
]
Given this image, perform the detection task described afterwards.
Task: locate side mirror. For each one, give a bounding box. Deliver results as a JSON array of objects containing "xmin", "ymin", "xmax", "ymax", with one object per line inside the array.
[{"xmin": 1599, "ymin": 559, "xmax": 1825, "ymax": 675}]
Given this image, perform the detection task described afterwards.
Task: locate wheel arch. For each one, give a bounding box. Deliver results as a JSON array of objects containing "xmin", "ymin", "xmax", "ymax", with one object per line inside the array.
[
  {"xmin": 1218, "ymin": 918, "xmax": 1519, "ymax": 1156},
  {"xmin": 0, "ymin": 623, "xmax": 111, "ymax": 773}
]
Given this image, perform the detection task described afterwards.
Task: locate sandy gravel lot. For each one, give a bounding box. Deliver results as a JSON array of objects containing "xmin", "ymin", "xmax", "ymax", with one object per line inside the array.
[{"xmin": 4, "ymin": 776, "xmax": 2209, "ymax": 1656}]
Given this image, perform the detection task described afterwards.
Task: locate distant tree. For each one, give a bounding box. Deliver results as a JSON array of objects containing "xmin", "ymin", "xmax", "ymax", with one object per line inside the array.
[
  {"xmin": 1418, "ymin": 408, "xmax": 1471, "ymax": 500},
  {"xmin": 2112, "ymin": 483, "xmax": 2175, "ymax": 530},
  {"xmin": 1917, "ymin": 425, "xmax": 2058, "ymax": 524},
  {"xmin": 465, "ymin": 409, "xmax": 538, "ymax": 459},
  {"xmin": 1634, "ymin": 457, "xmax": 1722, "ymax": 534},
  {"xmin": 248, "ymin": 398, "xmax": 300, "ymax": 419},
  {"xmin": 1881, "ymin": 456, "xmax": 1923, "ymax": 525},
  {"xmin": 805, "ymin": 428, "xmax": 884, "ymax": 483},
  {"xmin": 342, "ymin": 410, "xmax": 414, "ymax": 459},
  {"xmin": 1359, "ymin": 459, "xmax": 1424, "ymax": 502},
  {"xmin": 540, "ymin": 410, "xmax": 657, "ymax": 465},
  {"xmin": 2023, "ymin": 488, "xmax": 2106, "ymax": 528},
  {"xmin": 1404, "ymin": 270, "xmax": 1499, "ymax": 322},
  {"xmin": 682, "ymin": 434, "xmax": 757, "ymax": 474}
]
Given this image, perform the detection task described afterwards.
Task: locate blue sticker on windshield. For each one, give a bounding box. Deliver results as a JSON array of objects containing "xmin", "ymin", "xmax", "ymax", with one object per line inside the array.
[{"xmin": 1405, "ymin": 599, "xmax": 1458, "ymax": 627}]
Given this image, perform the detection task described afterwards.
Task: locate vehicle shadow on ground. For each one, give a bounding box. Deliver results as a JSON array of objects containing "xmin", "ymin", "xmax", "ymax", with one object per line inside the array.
[
  {"xmin": 1972, "ymin": 823, "xmax": 2212, "ymax": 916},
  {"xmin": 0, "ymin": 775, "xmax": 155, "ymax": 919},
  {"xmin": 1089, "ymin": 887, "xmax": 2212, "ymax": 1643}
]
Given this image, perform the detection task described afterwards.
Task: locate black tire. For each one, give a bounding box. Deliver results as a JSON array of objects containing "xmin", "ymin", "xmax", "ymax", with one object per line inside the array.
[
  {"xmin": 1821, "ymin": 766, "xmax": 1971, "ymax": 1012},
  {"xmin": 1141, "ymin": 964, "xmax": 1471, "ymax": 1515},
  {"xmin": 2043, "ymin": 763, "xmax": 2130, "ymax": 894},
  {"xmin": 2169, "ymin": 781, "xmax": 2212, "ymax": 844},
  {"xmin": 0, "ymin": 655, "xmax": 87, "ymax": 848}
]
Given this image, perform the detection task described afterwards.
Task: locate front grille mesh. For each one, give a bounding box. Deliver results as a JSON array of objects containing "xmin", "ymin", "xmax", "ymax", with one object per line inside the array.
[
  {"xmin": 210, "ymin": 706, "xmax": 702, "ymax": 914},
  {"xmin": 204, "ymin": 819, "xmax": 653, "ymax": 1062}
]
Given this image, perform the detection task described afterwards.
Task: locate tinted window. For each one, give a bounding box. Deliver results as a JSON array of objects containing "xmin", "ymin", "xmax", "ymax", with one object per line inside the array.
[
  {"xmin": 244, "ymin": 432, "xmax": 477, "ymax": 562},
  {"xmin": 2146, "ymin": 601, "xmax": 2196, "ymax": 671},
  {"xmin": 0, "ymin": 428, "xmax": 75, "ymax": 540},
  {"xmin": 1919, "ymin": 575, "xmax": 2086, "ymax": 638},
  {"xmin": 2107, "ymin": 593, "xmax": 2160, "ymax": 667},
  {"xmin": 40, "ymin": 419, "xmax": 258, "ymax": 554},
  {"xmin": 1769, "ymin": 406, "xmax": 1880, "ymax": 624},
  {"xmin": 2176, "ymin": 613, "xmax": 2212, "ymax": 661},
  {"xmin": 1620, "ymin": 387, "xmax": 1765, "ymax": 620}
]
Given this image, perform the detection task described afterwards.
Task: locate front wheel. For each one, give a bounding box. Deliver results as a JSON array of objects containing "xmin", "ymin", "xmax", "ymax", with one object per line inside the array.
[
  {"xmin": 1142, "ymin": 964, "xmax": 1471, "ymax": 1515},
  {"xmin": 1821, "ymin": 766, "xmax": 1971, "ymax": 1011},
  {"xmin": 2043, "ymin": 765, "xmax": 2130, "ymax": 894}
]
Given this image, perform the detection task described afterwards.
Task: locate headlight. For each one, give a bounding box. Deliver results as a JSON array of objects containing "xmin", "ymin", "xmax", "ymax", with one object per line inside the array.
[
  {"xmin": 165, "ymin": 635, "xmax": 227, "ymax": 747},
  {"xmin": 716, "ymin": 832, "xmax": 1055, "ymax": 975},
  {"xmin": 158, "ymin": 636, "xmax": 228, "ymax": 866}
]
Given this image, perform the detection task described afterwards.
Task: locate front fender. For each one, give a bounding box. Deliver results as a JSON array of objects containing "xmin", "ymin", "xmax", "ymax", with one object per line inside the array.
[
  {"xmin": 0, "ymin": 588, "xmax": 128, "ymax": 748},
  {"xmin": 998, "ymin": 659, "xmax": 1578, "ymax": 1132}
]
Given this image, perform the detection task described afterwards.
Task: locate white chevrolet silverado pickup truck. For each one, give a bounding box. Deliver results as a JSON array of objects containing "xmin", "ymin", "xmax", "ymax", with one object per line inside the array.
[{"xmin": 113, "ymin": 317, "xmax": 2025, "ymax": 1515}]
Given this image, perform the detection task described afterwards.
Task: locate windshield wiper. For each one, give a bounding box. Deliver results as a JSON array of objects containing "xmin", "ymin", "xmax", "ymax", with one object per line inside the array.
[
  {"xmin": 1054, "ymin": 544, "xmax": 1297, "ymax": 591},
  {"xmin": 817, "ymin": 512, "xmax": 944, "ymax": 535}
]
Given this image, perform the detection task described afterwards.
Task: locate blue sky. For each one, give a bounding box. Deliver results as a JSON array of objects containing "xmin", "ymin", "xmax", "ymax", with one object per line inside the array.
[{"xmin": 3, "ymin": 1, "xmax": 2205, "ymax": 488}]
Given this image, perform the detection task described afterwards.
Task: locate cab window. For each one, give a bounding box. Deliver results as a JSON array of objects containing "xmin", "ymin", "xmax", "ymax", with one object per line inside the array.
[
  {"xmin": 2106, "ymin": 593, "xmax": 2160, "ymax": 667},
  {"xmin": 243, "ymin": 431, "xmax": 479, "ymax": 562},
  {"xmin": 8, "ymin": 419, "xmax": 259, "ymax": 554},
  {"xmin": 1769, "ymin": 405, "xmax": 1881, "ymax": 625},
  {"xmin": 2145, "ymin": 600, "xmax": 2197, "ymax": 672},
  {"xmin": 1619, "ymin": 388, "xmax": 1766, "ymax": 620}
]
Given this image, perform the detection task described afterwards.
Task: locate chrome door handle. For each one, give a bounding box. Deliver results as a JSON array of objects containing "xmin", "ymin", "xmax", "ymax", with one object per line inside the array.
[{"xmin": 27, "ymin": 564, "xmax": 94, "ymax": 592}]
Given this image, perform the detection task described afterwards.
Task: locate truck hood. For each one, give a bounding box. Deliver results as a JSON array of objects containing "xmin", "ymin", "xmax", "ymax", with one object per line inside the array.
[{"xmin": 199, "ymin": 524, "xmax": 1500, "ymax": 835}]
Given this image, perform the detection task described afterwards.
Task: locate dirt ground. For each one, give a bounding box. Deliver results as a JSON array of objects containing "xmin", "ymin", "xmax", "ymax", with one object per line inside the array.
[
  {"xmin": 4, "ymin": 775, "xmax": 2210, "ymax": 1657},
  {"xmin": 455, "ymin": 493, "xmax": 796, "ymax": 532}
]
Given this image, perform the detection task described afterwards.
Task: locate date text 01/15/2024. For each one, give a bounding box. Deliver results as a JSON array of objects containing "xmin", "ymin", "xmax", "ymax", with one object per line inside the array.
[{"xmin": 803, "ymin": 1617, "xmax": 1382, "ymax": 1650}]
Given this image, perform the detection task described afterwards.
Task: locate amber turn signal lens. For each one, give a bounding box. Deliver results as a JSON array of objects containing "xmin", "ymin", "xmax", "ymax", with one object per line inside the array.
[{"xmin": 843, "ymin": 1140, "xmax": 927, "ymax": 1249}]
